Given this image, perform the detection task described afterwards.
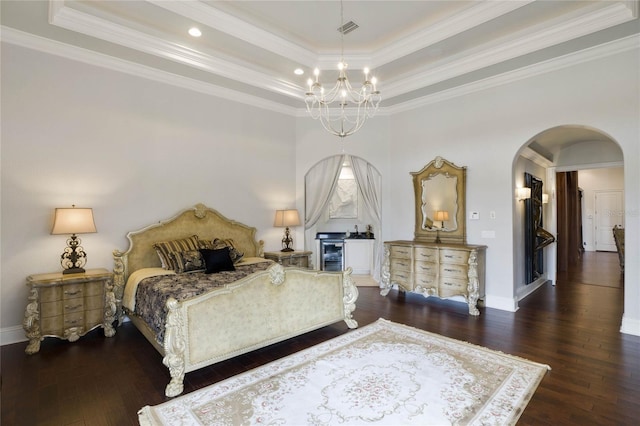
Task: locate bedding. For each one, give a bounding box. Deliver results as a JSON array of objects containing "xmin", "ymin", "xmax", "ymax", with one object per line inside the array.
[
  {"xmin": 126, "ymin": 259, "xmax": 273, "ymax": 344},
  {"xmin": 113, "ymin": 203, "xmax": 358, "ymax": 397}
]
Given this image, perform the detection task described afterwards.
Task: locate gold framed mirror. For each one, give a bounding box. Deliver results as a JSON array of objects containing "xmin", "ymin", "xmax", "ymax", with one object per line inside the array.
[{"xmin": 412, "ymin": 157, "xmax": 466, "ymax": 244}]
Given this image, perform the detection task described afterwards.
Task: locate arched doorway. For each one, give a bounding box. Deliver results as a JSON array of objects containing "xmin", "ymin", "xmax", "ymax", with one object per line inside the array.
[
  {"xmin": 513, "ymin": 125, "xmax": 624, "ymax": 296},
  {"xmin": 304, "ymin": 154, "xmax": 382, "ymax": 281}
]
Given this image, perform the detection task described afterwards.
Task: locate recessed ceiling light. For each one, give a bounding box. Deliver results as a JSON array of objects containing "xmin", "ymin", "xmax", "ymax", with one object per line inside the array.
[
  {"xmin": 294, "ymin": 68, "xmax": 304, "ymax": 75},
  {"xmin": 188, "ymin": 27, "xmax": 202, "ymax": 37}
]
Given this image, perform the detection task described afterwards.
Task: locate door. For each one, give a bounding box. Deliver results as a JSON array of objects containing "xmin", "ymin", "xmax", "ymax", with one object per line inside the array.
[{"xmin": 595, "ymin": 190, "xmax": 623, "ymax": 252}]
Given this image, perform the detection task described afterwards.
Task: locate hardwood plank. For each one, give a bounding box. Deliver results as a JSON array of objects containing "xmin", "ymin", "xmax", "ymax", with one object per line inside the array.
[{"xmin": 1, "ymin": 252, "xmax": 637, "ymax": 424}]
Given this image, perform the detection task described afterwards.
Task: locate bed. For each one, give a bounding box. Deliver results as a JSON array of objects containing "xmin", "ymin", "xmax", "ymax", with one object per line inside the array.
[{"xmin": 113, "ymin": 203, "xmax": 358, "ymax": 397}]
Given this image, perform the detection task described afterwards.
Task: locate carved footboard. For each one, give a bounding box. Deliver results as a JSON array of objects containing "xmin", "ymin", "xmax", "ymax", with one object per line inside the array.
[{"xmin": 162, "ymin": 264, "xmax": 358, "ymax": 397}]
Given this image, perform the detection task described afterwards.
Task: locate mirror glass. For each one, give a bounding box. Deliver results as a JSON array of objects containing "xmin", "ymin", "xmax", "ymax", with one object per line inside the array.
[
  {"xmin": 412, "ymin": 157, "xmax": 466, "ymax": 244},
  {"xmin": 421, "ymin": 174, "xmax": 458, "ymax": 231}
]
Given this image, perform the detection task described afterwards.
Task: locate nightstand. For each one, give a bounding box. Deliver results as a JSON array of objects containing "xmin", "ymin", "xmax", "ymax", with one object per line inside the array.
[
  {"xmin": 23, "ymin": 268, "xmax": 116, "ymax": 354},
  {"xmin": 264, "ymin": 250, "xmax": 312, "ymax": 268}
]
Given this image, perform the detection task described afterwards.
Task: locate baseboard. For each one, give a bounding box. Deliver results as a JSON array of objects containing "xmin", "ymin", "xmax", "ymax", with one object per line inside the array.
[
  {"xmin": 620, "ymin": 315, "xmax": 640, "ymax": 336},
  {"xmin": 517, "ymin": 278, "xmax": 548, "ymax": 301},
  {"xmin": 351, "ymin": 275, "xmax": 380, "ymax": 287},
  {"xmin": 1, "ymin": 325, "xmax": 27, "ymax": 346},
  {"xmin": 484, "ymin": 294, "xmax": 519, "ymax": 312}
]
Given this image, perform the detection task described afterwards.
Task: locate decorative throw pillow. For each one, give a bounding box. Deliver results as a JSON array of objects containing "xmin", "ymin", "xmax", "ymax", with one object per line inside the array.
[
  {"xmin": 211, "ymin": 238, "xmax": 244, "ymax": 263},
  {"xmin": 200, "ymin": 247, "xmax": 236, "ymax": 274},
  {"xmin": 171, "ymin": 250, "xmax": 205, "ymax": 273},
  {"xmin": 153, "ymin": 235, "xmax": 200, "ymax": 271}
]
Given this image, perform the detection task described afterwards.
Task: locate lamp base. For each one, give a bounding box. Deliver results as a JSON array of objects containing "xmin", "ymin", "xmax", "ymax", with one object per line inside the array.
[
  {"xmin": 63, "ymin": 267, "xmax": 86, "ymax": 275},
  {"xmin": 280, "ymin": 248, "xmax": 294, "ymax": 252}
]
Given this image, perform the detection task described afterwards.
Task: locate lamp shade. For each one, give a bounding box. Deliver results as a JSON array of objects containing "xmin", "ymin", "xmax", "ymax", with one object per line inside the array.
[
  {"xmin": 434, "ymin": 211, "xmax": 449, "ymax": 222},
  {"xmin": 274, "ymin": 209, "xmax": 300, "ymax": 227},
  {"xmin": 51, "ymin": 207, "xmax": 97, "ymax": 235}
]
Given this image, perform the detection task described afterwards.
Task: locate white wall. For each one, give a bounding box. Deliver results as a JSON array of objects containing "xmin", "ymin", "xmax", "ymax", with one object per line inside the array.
[
  {"xmin": 579, "ymin": 168, "xmax": 625, "ymax": 251},
  {"xmin": 298, "ymin": 44, "xmax": 640, "ymax": 334},
  {"xmin": 1, "ymin": 44, "xmax": 298, "ymax": 343}
]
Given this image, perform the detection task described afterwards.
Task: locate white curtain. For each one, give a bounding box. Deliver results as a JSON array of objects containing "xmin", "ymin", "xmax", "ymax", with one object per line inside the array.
[
  {"xmin": 351, "ymin": 155, "xmax": 383, "ymax": 281},
  {"xmin": 304, "ymin": 155, "xmax": 345, "ymax": 252}
]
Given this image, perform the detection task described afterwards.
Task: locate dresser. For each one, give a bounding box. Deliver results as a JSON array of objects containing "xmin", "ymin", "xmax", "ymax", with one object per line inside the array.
[
  {"xmin": 264, "ymin": 250, "xmax": 312, "ymax": 268},
  {"xmin": 23, "ymin": 268, "xmax": 117, "ymax": 354},
  {"xmin": 381, "ymin": 241, "xmax": 487, "ymax": 315}
]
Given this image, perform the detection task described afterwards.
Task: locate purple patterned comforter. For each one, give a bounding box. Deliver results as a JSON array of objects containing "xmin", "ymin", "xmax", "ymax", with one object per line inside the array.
[{"xmin": 134, "ymin": 261, "xmax": 273, "ymax": 344}]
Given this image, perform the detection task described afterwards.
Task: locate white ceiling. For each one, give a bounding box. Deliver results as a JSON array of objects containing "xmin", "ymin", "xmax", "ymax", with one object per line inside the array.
[{"xmin": 1, "ymin": 0, "xmax": 638, "ymax": 158}]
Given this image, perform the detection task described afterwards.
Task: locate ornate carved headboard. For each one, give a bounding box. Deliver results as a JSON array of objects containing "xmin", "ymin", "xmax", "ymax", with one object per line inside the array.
[{"xmin": 112, "ymin": 203, "xmax": 264, "ymax": 315}]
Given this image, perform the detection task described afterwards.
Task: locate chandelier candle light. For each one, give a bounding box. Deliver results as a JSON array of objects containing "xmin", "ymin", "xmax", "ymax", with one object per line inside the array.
[{"xmin": 304, "ymin": 0, "xmax": 381, "ymax": 138}]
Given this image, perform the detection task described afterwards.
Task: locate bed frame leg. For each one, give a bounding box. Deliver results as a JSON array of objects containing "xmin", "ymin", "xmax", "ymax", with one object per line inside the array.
[
  {"xmin": 342, "ymin": 268, "xmax": 359, "ymax": 329},
  {"xmin": 162, "ymin": 297, "xmax": 186, "ymax": 397}
]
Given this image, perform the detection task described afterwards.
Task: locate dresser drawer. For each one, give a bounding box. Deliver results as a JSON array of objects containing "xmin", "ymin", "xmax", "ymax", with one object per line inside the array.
[
  {"xmin": 390, "ymin": 257, "xmax": 412, "ymax": 272},
  {"xmin": 63, "ymin": 298, "xmax": 85, "ymax": 314},
  {"xmin": 40, "ymin": 315, "xmax": 63, "ymax": 335},
  {"xmin": 440, "ymin": 249, "xmax": 470, "ymax": 265},
  {"xmin": 440, "ymin": 263, "xmax": 468, "ymax": 279},
  {"xmin": 414, "ymin": 273, "xmax": 437, "ymax": 287},
  {"xmin": 85, "ymin": 308, "xmax": 103, "ymax": 327},
  {"xmin": 41, "ymin": 300, "xmax": 63, "ymax": 318},
  {"xmin": 64, "ymin": 311, "xmax": 85, "ymax": 329},
  {"xmin": 439, "ymin": 276, "xmax": 468, "ymax": 297},
  {"xmin": 390, "ymin": 245, "xmax": 412, "ymax": 259},
  {"xmin": 414, "ymin": 261, "xmax": 437, "ymax": 275},
  {"xmin": 84, "ymin": 281, "xmax": 104, "ymax": 297},
  {"xmin": 390, "ymin": 270, "xmax": 413, "ymax": 288},
  {"xmin": 62, "ymin": 284, "xmax": 84, "ymax": 299},
  {"xmin": 40, "ymin": 286, "xmax": 62, "ymax": 303},
  {"xmin": 414, "ymin": 247, "xmax": 438, "ymax": 262}
]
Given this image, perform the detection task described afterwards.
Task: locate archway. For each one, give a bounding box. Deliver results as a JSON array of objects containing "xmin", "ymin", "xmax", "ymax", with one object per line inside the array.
[
  {"xmin": 512, "ymin": 125, "xmax": 624, "ymax": 299},
  {"xmin": 304, "ymin": 154, "xmax": 382, "ymax": 281}
]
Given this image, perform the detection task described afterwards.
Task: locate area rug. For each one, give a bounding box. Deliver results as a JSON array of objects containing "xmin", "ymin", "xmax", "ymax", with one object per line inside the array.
[{"xmin": 139, "ymin": 318, "xmax": 550, "ymax": 425}]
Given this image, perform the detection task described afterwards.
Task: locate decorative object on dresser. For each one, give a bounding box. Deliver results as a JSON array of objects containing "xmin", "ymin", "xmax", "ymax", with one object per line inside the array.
[
  {"xmin": 50, "ymin": 205, "xmax": 97, "ymax": 274},
  {"xmin": 273, "ymin": 209, "xmax": 301, "ymax": 252},
  {"xmin": 264, "ymin": 250, "xmax": 312, "ymax": 268},
  {"xmin": 113, "ymin": 203, "xmax": 358, "ymax": 397},
  {"xmin": 381, "ymin": 157, "xmax": 487, "ymax": 315},
  {"xmin": 23, "ymin": 268, "xmax": 116, "ymax": 354}
]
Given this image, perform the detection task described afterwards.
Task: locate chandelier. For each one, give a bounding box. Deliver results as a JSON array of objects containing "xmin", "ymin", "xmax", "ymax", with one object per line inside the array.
[{"xmin": 304, "ymin": 1, "xmax": 381, "ymax": 138}]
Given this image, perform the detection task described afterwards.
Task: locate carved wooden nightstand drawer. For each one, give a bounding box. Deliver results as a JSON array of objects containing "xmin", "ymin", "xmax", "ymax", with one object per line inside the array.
[
  {"xmin": 415, "ymin": 247, "xmax": 438, "ymax": 262},
  {"xmin": 264, "ymin": 251, "xmax": 312, "ymax": 268},
  {"xmin": 23, "ymin": 268, "xmax": 117, "ymax": 354}
]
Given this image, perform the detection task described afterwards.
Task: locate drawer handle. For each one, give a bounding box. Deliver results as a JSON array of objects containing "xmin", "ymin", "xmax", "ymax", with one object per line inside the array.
[
  {"xmin": 66, "ymin": 319, "xmax": 81, "ymax": 325},
  {"xmin": 65, "ymin": 304, "xmax": 82, "ymax": 310},
  {"xmin": 64, "ymin": 290, "xmax": 81, "ymax": 296},
  {"xmin": 444, "ymin": 255, "xmax": 454, "ymax": 259},
  {"xmin": 398, "ymin": 262, "xmax": 408, "ymax": 267},
  {"xmin": 443, "ymin": 268, "xmax": 460, "ymax": 273}
]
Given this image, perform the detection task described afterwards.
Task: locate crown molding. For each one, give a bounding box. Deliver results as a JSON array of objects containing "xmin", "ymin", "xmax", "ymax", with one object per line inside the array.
[
  {"xmin": 372, "ymin": 0, "xmax": 534, "ymax": 68},
  {"xmin": 49, "ymin": 1, "xmax": 302, "ymax": 100},
  {"xmin": 1, "ymin": 26, "xmax": 298, "ymax": 116},
  {"xmin": 146, "ymin": 0, "xmax": 317, "ymax": 67},
  {"xmin": 2, "ymin": 28, "xmax": 637, "ymax": 119},
  {"xmin": 385, "ymin": 34, "xmax": 640, "ymax": 115},
  {"xmin": 383, "ymin": 1, "xmax": 637, "ymax": 99},
  {"xmin": 520, "ymin": 147, "xmax": 554, "ymax": 168}
]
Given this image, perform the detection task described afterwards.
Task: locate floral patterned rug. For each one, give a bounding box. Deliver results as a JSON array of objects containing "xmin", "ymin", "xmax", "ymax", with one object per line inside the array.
[{"xmin": 139, "ymin": 318, "xmax": 550, "ymax": 425}]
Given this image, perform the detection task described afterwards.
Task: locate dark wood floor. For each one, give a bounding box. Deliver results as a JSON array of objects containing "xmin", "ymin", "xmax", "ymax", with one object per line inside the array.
[{"xmin": 2, "ymin": 251, "xmax": 637, "ymax": 425}]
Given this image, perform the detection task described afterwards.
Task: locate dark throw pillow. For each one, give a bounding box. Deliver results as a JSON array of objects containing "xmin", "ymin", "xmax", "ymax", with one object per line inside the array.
[
  {"xmin": 200, "ymin": 247, "xmax": 236, "ymax": 274},
  {"xmin": 171, "ymin": 250, "xmax": 205, "ymax": 273}
]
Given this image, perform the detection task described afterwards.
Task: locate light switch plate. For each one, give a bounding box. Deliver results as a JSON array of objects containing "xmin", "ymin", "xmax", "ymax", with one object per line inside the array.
[{"xmin": 470, "ymin": 211, "xmax": 480, "ymax": 220}]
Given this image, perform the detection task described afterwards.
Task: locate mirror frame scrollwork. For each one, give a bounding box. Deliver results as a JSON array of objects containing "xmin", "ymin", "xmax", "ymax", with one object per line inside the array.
[{"xmin": 412, "ymin": 156, "xmax": 467, "ymax": 244}]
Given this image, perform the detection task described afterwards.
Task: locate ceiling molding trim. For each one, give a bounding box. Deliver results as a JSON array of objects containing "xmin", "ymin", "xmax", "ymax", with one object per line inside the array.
[
  {"xmin": 49, "ymin": 1, "xmax": 302, "ymax": 100},
  {"xmin": 146, "ymin": 0, "xmax": 317, "ymax": 67},
  {"xmin": 0, "ymin": 26, "xmax": 298, "ymax": 117},
  {"xmin": 372, "ymin": 0, "xmax": 534, "ymax": 68},
  {"xmin": 382, "ymin": 1, "xmax": 635, "ymax": 99},
  {"xmin": 555, "ymin": 161, "xmax": 624, "ymax": 172},
  {"xmin": 385, "ymin": 34, "xmax": 640, "ymax": 115},
  {"xmin": 520, "ymin": 147, "xmax": 554, "ymax": 168}
]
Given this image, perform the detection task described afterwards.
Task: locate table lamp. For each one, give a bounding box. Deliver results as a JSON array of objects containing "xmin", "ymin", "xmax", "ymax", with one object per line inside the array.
[
  {"xmin": 274, "ymin": 209, "xmax": 300, "ymax": 252},
  {"xmin": 51, "ymin": 205, "xmax": 97, "ymax": 274}
]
